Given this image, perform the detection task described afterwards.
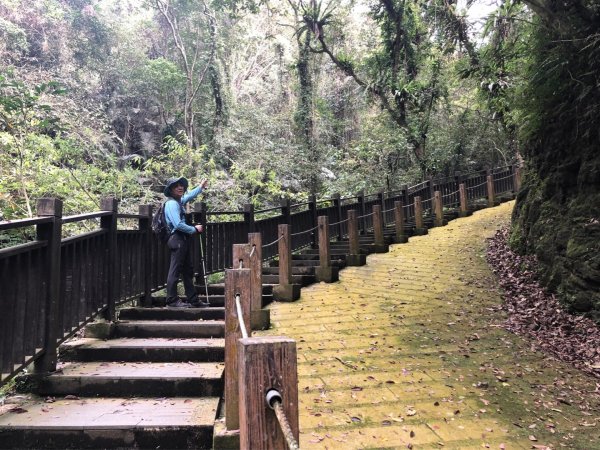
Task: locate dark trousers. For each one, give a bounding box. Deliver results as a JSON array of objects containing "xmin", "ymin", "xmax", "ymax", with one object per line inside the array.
[{"xmin": 166, "ymin": 232, "xmax": 197, "ymax": 303}]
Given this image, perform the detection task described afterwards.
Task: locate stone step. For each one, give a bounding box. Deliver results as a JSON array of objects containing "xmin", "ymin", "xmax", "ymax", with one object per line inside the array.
[
  {"xmin": 261, "ymin": 274, "xmax": 316, "ymax": 287},
  {"xmin": 270, "ymin": 258, "xmax": 346, "ymax": 267},
  {"xmin": 151, "ymin": 294, "xmax": 274, "ymax": 309},
  {"xmin": 151, "ymin": 295, "xmax": 225, "ymax": 308},
  {"xmin": 114, "ymin": 320, "xmax": 224, "ymax": 339},
  {"xmin": 119, "ymin": 307, "xmax": 225, "ymax": 321},
  {"xmin": 60, "ymin": 337, "xmax": 225, "ymax": 363},
  {"xmin": 261, "ymin": 266, "xmax": 315, "ymax": 275},
  {"xmin": 0, "ymin": 396, "xmax": 218, "ymax": 449},
  {"xmin": 36, "ymin": 362, "xmax": 224, "ymax": 397},
  {"xmin": 301, "ymin": 247, "xmax": 369, "ymax": 256},
  {"xmin": 205, "ymin": 284, "xmax": 273, "ymax": 295}
]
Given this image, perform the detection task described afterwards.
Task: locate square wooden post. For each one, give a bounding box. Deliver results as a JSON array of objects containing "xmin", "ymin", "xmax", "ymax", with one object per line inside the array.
[
  {"xmin": 34, "ymin": 198, "xmax": 63, "ymax": 374},
  {"xmin": 225, "ymin": 267, "xmax": 252, "ymax": 431},
  {"xmin": 244, "ymin": 204, "xmax": 255, "ymax": 234},
  {"xmin": 248, "ymin": 232, "xmax": 269, "ymax": 329},
  {"xmin": 414, "ymin": 196, "xmax": 427, "ymax": 235},
  {"xmin": 357, "ymin": 190, "xmax": 366, "ymax": 235},
  {"xmin": 394, "ymin": 201, "xmax": 408, "ymax": 243},
  {"xmin": 346, "ymin": 210, "xmax": 365, "ymax": 266},
  {"xmin": 513, "ymin": 166, "xmax": 522, "ymax": 193},
  {"xmin": 308, "ymin": 195, "xmax": 318, "ymax": 248},
  {"xmin": 139, "ymin": 204, "xmax": 153, "ymax": 307},
  {"xmin": 332, "ymin": 193, "xmax": 342, "ymax": 240},
  {"xmin": 459, "ymin": 183, "xmax": 469, "ymax": 217},
  {"xmin": 487, "ymin": 174, "xmax": 496, "ymax": 207},
  {"xmin": 433, "ymin": 191, "xmax": 444, "ymax": 227},
  {"xmin": 238, "ymin": 336, "xmax": 299, "ymax": 450},
  {"xmin": 272, "ymin": 224, "xmax": 300, "ymax": 301},
  {"xmin": 315, "ymin": 216, "xmax": 337, "ymax": 282},
  {"xmin": 371, "ymin": 205, "xmax": 387, "ymax": 253},
  {"xmin": 100, "ymin": 197, "xmax": 118, "ymax": 321}
]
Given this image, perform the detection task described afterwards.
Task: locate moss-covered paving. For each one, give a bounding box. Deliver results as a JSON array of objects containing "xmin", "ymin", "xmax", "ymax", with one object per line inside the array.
[{"xmin": 258, "ymin": 201, "xmax": 600, "ymax": 449}]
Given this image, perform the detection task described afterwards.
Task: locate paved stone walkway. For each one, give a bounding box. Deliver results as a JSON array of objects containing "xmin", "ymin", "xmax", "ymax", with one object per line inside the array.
[{"xmin": 261, "ymin": 202, "xmax": 600, "ymax": 449}]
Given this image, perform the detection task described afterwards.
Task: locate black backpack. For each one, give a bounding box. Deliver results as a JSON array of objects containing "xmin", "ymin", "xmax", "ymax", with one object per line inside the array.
[{"xmin": 151, "ymin": 202, "xmax": 170, "ymax": 242}]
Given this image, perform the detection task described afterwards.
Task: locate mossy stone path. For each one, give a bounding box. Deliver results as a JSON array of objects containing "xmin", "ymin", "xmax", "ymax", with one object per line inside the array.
[{"xmin": 259, "ymin": 201, "xmax": 600, "ymax": 449}]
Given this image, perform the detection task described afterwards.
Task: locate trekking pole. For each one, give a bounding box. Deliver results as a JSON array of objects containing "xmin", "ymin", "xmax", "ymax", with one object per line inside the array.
[{"xmin": 198, "ymin": 233, "xmax": 211, "ymax": 304}]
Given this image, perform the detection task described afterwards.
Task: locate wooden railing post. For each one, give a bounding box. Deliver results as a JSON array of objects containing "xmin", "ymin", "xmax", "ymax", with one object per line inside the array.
[
  {"xmin": 459, "ymin": 183, "xmax": 469, "ymax": 217},
  {"xmin": 34, "ymin": 198, "xmax": 63, "ymax": 374},
  {"xmin": 280, "ymin": 198, "xmax": 291, "ymax": 225},
  {"xmin": 272, "ymin": 224, "xmax": 300, "ymax": 301},
  {"xmin": 372, "ymin": 204, "xmax": 387, "ymax": 253},
  {"xmin": 139, "ymin": 204, "xmax": 153, "ymax": 307},
  {"xmin": 315, "ymin": 216, "xmax": 337, "ymax": 282},
  {"xmin": 357, "ymin": 190, "xmax": 366, "ymax": 234},
  {"xmin": 244, "ymin": 203, "xmax": 255, "ymax": 233},
  {"xmin": 225, "ymin": 266, "xmax": 252, "ymax": 431},
  {"xmin": 332, "ymin": 193, "xmax": 342, "ymax": 240},
  {"xmin": 238, "ymin": 336, "xmax": 299, "ymax": 450},
  {"xmin": 308, "ymin": 195, "xmax": 318, "ymax": 248},
  {"xmin": 100, "ymin": 197, "xmax": 118, "ymax": 321},
  {"xmin": 513, "ymin": 166, "xmax": 522, "ymax": 193},
  {"xmin": 414, "ymin": 196, "xmax": 427, "ymax": 235},
  {"xmin": 346, "ymin": 210, "xmax": 366, "ymax": 266},
  {"xmin": 248, "ymin": 232, "xmax": 269, "ymax": 329},
  {"xmin": 394, "ymin": 201, "xmax": 408, "ymax": 243},
  {"xmin": 487, "ymin": 174, "xmax": 496, "ymax": 207},
  {"xmin": 433, "ymin": 191, "xmax": 444, "ymax": 227}
]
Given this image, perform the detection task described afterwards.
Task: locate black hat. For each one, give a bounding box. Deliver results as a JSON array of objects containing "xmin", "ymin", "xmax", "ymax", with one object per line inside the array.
[{"xmin": 164, "ymin": 176, "xmax": 189, "ymax": 197}]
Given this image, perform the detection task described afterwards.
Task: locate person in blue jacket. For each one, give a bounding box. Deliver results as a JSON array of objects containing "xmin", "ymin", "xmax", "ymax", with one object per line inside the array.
[{"xmin": 163, "ymin": 176, "xmax": 209, "ymax": 308}]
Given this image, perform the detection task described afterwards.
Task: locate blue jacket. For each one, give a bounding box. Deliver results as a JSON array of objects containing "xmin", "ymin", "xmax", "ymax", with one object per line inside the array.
[{"xmin": 164, "ymin": 186, "xmax": 203, "ymax": 235}]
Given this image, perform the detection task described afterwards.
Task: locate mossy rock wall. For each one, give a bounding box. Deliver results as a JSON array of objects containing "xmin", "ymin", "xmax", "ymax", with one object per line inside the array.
[{"xmin": 511, "ymin": 142, "xmax": 600, "ymax": 322}]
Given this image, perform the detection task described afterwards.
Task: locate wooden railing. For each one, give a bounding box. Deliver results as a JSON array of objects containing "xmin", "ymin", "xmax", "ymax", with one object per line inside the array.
[{"xmin": 0, "ymin": 165, "xmax": 519, "ymax": 384}]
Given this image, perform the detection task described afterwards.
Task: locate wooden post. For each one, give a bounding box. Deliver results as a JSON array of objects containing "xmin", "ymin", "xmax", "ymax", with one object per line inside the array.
[
  {"xmin": 357, "ymin": 190, "xmax": 366, "ymax": 234},
  {"xmin": 272, "ymin": 224, "xmax": 300, "ymax": 301},
  {"xmin": 225, "ymin": 267, "xmax": 252, "ymax": 431},
  {"xmin": 238, "ymin": 336, "xmax": 299, "ymax": 450},
  {"xmin": 513, "ymin": 166, "xmax": 522, "ymax": 193},
  {"xmin": 433, "ymin": 191, "xmax": 444, "ymax": 227},
  {"xmin": 315, "ymin": 216, "xmax": 337, "ymax": 282},
  {"xmin": 346, "ymin": 210, "xmax": 365, "ymax": 266},
  {"xmin": 100, "ymin": 197, "xmax": 118, "ymax": 321},
  {"xmin": 34, "ymin": 198, "xmax": 63, "ymax": 374},
  {"xmin": 459, "ymin": 183, "xmax": 469, "ymax": 217},
  {"xmin": 332, "ymin": 193, "xmax": 342, "ymax": 240},
  {"xmin": 487, "ymin": 174, "xmax": 496, "ymax": 207},
  {"xmin": 280, "ymin": 199, "xmax": 291, "ymax": 225},
  {"xmin": 371, "ymin": 204, "xmax": 387, "ymax": 253},
  {"xmin": 139, "ymin": 204, "xmax": 153, "ymax": 307},
  {"xmin": 394, "ymin": 201, "xmax": 408, "ymax": 243},
  {"xmin": 308, "ymin": 195, "xmax": 318, "ymax": 248},
  {"xmin": 244, "ymin": 203, "xmax": 255, "ymax": 233},
  {"xmin": 248, "ymin": 232, "xmax": 269, "ymax": 330},
  {"xmin": 414, "ymin": 196, "xmax": 427, "ymax": 235}
]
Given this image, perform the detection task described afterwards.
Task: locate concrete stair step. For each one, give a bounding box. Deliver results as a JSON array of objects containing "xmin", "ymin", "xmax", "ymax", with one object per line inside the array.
[
  {"xmin": 60, "ymin": 337, "xmax": 225, "ymax": 363},
  {"xmin": 119, "ymin": 307, "xmax": 224, "ymax": 321},
  {"xmin": 114, "ymin": 320, "xmax": 224, "ymax": 339},
  {"xmin": 36, "ymin": 362, "xmax": 224, "ymax": 397},
  {"xmin": 261, "ymin": 266, "xmax": 315, "ymax": 275},
  {"xmin": 0, "ymin": 396, "xmax": 219, "ymax": 449},
  {"xmin": 151, "ymin": 295, "xmax": 225, "ymax": 307},
  {"xmin": 207, "ymin": 283, "xmax": 273, "ymax": 295},
  {"xmin": 261, "ymin": 274, "xmax": 316, "ymax": 286},
  {"xmin": 272, "ymin": 258, "xmax": 345, "ymax": 268}
]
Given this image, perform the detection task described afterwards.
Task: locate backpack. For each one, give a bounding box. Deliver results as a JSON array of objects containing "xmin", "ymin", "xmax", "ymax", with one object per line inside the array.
[{"xmin": 152, "ymin": 202, "xmax": 171, "ymax": 242}]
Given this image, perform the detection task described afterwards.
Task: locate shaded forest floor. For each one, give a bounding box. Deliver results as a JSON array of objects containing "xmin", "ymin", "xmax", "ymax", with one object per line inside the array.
[{"xmin": 260, "ymin": 201, "xmax": 600, "ymax": 449}]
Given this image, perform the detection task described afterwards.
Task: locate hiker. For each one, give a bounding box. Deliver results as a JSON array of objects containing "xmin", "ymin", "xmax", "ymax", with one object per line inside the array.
[{"xmin": 164, "ymin": 176, "xmax": 210, "ymax": 308}]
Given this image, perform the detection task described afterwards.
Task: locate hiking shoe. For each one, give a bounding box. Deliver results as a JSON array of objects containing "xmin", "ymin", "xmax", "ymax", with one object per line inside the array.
[
  {"xmin": 190, "ymin": 299, "xmax": 210, "ymax": 308},
  {"xmin": 168, "ymin": 300, "xmax": 192, "ymax": 308}
]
